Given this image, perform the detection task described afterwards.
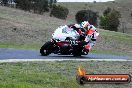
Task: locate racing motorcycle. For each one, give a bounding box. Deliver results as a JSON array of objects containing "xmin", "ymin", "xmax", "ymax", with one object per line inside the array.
[{"xmin": 40, "ymin": 25, "xmax": 99, "ymax": 56}]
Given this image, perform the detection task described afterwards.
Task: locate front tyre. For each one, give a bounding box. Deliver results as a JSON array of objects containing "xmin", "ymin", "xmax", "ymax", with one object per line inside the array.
[
  {"xmin": 72, "ymin": 45, "xmax": 82, "ymax": 57},
  {"xmin": 40, "ymin": 41, "xmax": 54, "ymax": 56},
  {"xmin": 73, "ymin": 53, "xmax": 81, "ymax": 57},
  {"xmin": 72, "ymin": 49, "xmax": 82, "ymax": 57}
]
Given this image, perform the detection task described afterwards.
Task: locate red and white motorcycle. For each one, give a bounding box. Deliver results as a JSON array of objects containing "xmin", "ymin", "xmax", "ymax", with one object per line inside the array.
[{"xmin": 40, "ymin": 25, "xmax": 99, "ymax": 56}]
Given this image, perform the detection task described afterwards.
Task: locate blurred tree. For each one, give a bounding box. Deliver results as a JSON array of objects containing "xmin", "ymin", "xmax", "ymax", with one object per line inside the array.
[
  {"xmin": 33, "ymin": 0, "xmax": 49, "ymax": 14},
  {"xmin": 103, "ymin": 7, "xmax": 111, "ymax": 16},
  {"xmin": 50, "ymin": 4, "xmax": 69, "ymax": 20},
  {"xmin": 15, "ymin": 0, "xmax": 31, "ymax": 11},
  {"xmin": 75, "ymin": 10, "xmax": 98, "ymax": 26},
  {"xmin": 100, "ymin": 7, "xmax": 121, "ymax": 31},
  {"xmin": 49, "ymin": 0, "xmax": 53, "ymax": 7},
  {"xmin": 93, "ymin": 0, "xmax": 96, "ymax": 3},
  {"xmin": 2, "ymin": 0, "xmax": 8, "ymax": 6},
  {"xmin": 15, "ymin": 0, "xmax": 49, "ymax": 13},
  {"xmin": 53, "ymin": 0, "xmax": 57, "ymax": 3}
]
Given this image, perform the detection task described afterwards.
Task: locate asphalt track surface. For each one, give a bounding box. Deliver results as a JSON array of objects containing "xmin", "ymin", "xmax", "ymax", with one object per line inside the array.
[{"xmin": 0, "ymin": 48, "xmax": 132, "ymax": 62}]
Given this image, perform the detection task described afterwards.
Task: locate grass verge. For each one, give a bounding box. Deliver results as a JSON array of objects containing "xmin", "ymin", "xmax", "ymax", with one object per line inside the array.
[
  {"xmin": 0, "ymin": 43, "xmax": 41, "ymax": 50},
  {"xmin": 91, "ymin": 49, "xmax": 132, "ymax": 57},
  {"xmin": 0, "ymin": 61, "xmax": 132, "ymax": 88}
]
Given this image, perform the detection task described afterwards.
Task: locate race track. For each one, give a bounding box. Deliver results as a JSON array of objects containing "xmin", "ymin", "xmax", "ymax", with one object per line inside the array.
[{"xmin": 0, "ymin": 48, "xmax": 132, "ymax": 62}]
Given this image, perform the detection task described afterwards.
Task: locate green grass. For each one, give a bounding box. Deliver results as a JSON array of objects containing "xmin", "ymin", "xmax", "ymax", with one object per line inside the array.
[
  {"xmin": 100, "ymin": 30, "xmax": 132, "ymax": 41},
  {"xmin": 100, "ymin": 29, "xmax": 132, "ymax": 50},
  {"xmin": 0, "ymin": 43, "xmax": 41, "ymax": 50},
  {"xmin": 94, "ymin": 29, "xmax": 132, "ymax": 57},
  {"xmin": 91, "ymin": 49, "xmax": 132, "ymax": 57},
  {"xmin": 0, "ymin": 61, "xmax": 131, "ymax": 88},
  {"xmin": 0, "ymin": 61, "xmax": 91, "ymax": 88}
]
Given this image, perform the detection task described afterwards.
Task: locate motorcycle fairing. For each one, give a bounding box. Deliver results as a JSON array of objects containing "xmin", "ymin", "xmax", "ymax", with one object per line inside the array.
[{"xmin": 52, "ymin": 25, "xmax": 79, "ymax": 41}]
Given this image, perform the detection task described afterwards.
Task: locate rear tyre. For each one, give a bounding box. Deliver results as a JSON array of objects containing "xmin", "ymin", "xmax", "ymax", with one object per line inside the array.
[{"xmin": 40, "ymin": 41, "xmax": 54, "ymax": 56}]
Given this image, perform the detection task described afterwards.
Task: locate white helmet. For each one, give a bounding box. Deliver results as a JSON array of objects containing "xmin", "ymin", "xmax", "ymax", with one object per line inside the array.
[{"xmin": 80, "ymin": 21, "xmax": 89, "ymax": 28}]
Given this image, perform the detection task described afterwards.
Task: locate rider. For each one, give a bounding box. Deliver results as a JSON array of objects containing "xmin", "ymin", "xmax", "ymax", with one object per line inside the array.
[
  {"xmin": 68, "ymin": 21, "xmax": 89, "ymax": 34},
  {"xmin": 84, "ymin": 23, "xmax": 99, "ymax": 51},
  {"xmin": 68, "ymin": 21, "xmax": 99, "ymax": 50},
  {"xmin": 67, "ymin": 21, "xmax": 90, "ymax": 41}
]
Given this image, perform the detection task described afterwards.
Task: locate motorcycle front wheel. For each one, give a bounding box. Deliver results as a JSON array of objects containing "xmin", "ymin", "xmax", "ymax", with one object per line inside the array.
[
  {"xmin": 72, "ymin": 47, "xmax": 82, "ymax": 57},
  {"xmin": 40, "ymin": 41, "xmax": 54, "ymax": 56}
]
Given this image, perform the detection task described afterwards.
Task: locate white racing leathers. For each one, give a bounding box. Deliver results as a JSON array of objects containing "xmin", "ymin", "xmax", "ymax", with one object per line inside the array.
[
  {"xmin": 85, "ymin": 25, "xmax": 99, "ymax": 50},
  {"xmin": 52, "ymin": 25, "xmax": 80, "ymax": 41}
]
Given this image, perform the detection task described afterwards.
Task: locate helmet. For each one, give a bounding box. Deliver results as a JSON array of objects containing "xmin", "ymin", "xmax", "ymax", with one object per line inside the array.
[{"xmin": 80, "ymin": 21, "xmax": 89, "ymax": 28}]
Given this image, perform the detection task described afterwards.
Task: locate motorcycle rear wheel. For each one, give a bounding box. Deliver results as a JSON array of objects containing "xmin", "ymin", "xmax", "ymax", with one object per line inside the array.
[{"xmin": 40, "ymin": 41, "xmax": 54, "ymax": 56}]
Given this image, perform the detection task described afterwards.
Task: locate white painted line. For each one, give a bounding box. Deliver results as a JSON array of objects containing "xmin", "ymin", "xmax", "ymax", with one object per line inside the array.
[{"xmin": 0, "ymin": 59, "xmax": 131, "ymax": 62}]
